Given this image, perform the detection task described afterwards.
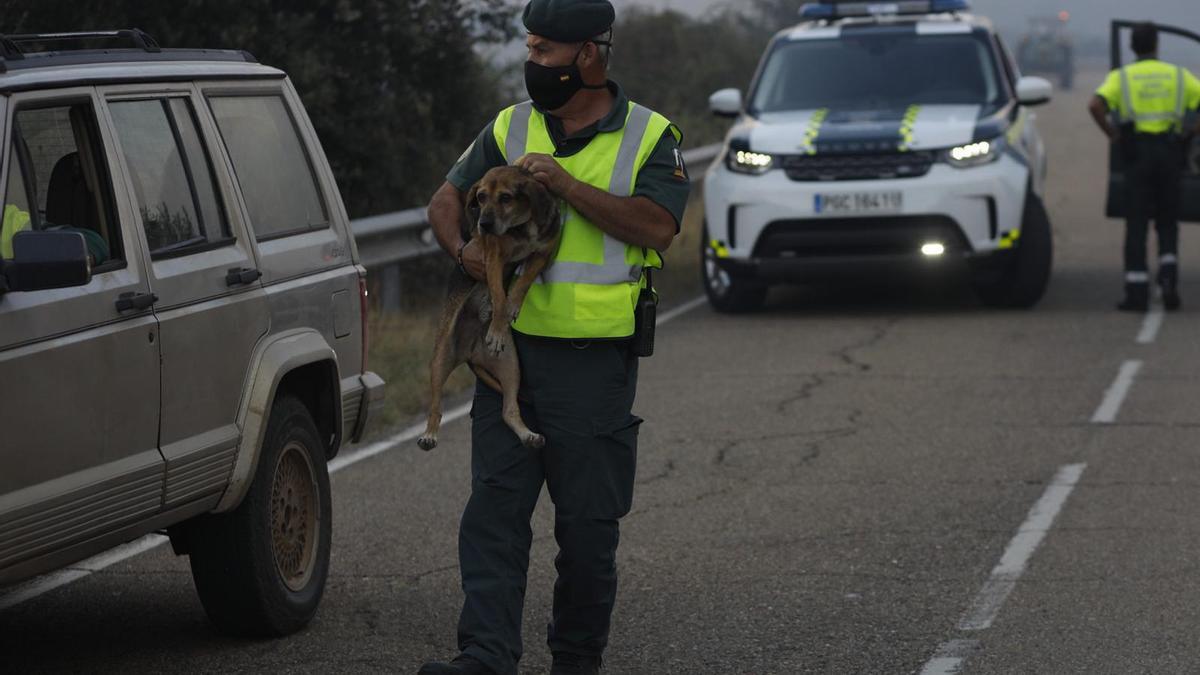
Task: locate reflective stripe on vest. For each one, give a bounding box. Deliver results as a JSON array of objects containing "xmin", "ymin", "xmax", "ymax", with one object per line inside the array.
[
  {"xmin": 494, "ymin": 99, "xmax": 672, "ymax": 339},
  {"xmin": 1119, "ymin": 64, "xmax": 1186, "ymax": 132}
]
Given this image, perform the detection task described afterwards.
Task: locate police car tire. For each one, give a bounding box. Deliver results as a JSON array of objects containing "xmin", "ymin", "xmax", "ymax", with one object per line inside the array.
[
  {"xmin": 974, "ymin": 191, "xmax": 1053, "ymax": 309},
  {"xmin": 701, "ymin": 224, "xmax": 767, "ymax": 313},
  {"xmin": 186, "ymin": 394, "xmax": 332, "ymax": 637}
]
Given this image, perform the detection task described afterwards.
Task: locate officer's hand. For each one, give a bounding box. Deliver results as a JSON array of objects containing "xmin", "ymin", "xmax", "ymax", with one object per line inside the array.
[
  {"xmin": 459, "ymin": 238, "xmax": 486, "ymax": 282},
  {"xmin": 518, "ymin": 153, "xmax": 578, "ymax": 198}
]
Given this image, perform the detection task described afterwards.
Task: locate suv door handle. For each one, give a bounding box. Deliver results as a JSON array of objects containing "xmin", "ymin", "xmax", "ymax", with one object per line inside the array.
[
  {"xmin": 115, "ymin": 291, "xmax": 157, "ymax": 313},
  {"xmin": 225, "ymin": 267, "xmax": 262, "ymax": 287}
]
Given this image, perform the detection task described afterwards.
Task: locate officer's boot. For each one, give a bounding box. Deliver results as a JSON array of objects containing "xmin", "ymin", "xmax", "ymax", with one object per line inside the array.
[
  {"xmin": 1117, "ymin": 282, "xmax": 1150, "ymax": 312},
  {"xmin": 1159, "ymin": 262, "xmax": 1181, "ymax": 311},
  {"xmin": 550, "ymin": 652, "xmax": 602, "ymax": 675}
]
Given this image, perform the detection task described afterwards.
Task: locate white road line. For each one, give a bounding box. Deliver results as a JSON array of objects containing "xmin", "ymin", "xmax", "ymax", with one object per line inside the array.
[
  {"xmin": 956, "ymin": 463, "xmax": 1087, "ymax": 632},
  {"xmin": 657, "ymin": 294, "xmax": 708, "ymax": 325},
  {"xmin": 1090, "ymin": 360, "xmax": 1143, "ymax": 424},
  {"xmin": 1136, "ymin": 306, "xmax": 1164, "ymax": 344},
  {"xmin": 919, "ymin": 639, "xmax": 980, "ymax": 675},
  {"xmin": 0, "ymin": 294, "xmax": 709, "ymax": 611}
]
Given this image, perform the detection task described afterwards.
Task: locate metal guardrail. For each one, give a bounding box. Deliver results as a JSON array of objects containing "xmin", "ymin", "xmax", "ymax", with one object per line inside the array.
[{"xmin": 351, "ymin": 143, "xmax": 724, "ymax": 269}]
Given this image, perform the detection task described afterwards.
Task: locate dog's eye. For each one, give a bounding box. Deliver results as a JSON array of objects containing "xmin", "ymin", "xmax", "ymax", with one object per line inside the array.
[
  {"xmin": 476, "ymin": 192, "xmax": 488, "ymax": 204},
  {"xmin": 498, "ymin": 193, "xmax": 513, "ymax": 204}
]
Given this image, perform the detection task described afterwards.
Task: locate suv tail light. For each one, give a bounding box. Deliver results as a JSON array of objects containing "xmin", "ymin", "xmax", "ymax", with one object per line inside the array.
[{"xmin": 358, "ymin": 275, "xmax": 370, "ymax": 373}]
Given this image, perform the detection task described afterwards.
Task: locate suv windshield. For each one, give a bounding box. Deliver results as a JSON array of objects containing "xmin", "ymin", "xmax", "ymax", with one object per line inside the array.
[{"xmin": 750, "ymin": 31, "xmax": 1005, "ymax": 113}]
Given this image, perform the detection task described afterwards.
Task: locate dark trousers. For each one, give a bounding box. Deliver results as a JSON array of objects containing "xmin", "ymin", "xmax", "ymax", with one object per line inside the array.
[
  {"xmin": 1125, "ymin": 135, "xmax": 1185, "ymax": 281},
  {"xmin": 457, "ymin": 333, "xmax": 640, "ymax": 675}
]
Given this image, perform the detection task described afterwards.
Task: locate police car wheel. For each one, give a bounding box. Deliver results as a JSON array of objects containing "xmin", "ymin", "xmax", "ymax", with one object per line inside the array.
[
  {"xmin": 185, "ymin": 394, "xmax": 332, "ymax": 637},
  {"xmin": 701, "ymin": 224, "xmax": 766, "ymax": 313},
  {"xmin": 974, "ymin": 192, "xmax": 1053, "ymax": 309}
]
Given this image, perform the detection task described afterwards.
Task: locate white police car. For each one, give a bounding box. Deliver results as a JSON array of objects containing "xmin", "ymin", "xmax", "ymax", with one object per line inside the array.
[{"xmin": 702, "ymin": 0, "xmax": 1055, "ymax": 312}]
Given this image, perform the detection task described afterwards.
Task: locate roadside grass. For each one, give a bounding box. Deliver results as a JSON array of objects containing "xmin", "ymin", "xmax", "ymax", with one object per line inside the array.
[{"xmin": 361, "ymin": 189, "xmax": 706, "ymax": 443}]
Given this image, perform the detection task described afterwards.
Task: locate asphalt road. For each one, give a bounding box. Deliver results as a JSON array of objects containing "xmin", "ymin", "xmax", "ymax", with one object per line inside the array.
[{"xmin": 4, "ymin": 77, "xmax": 1200, "ymax": 674}]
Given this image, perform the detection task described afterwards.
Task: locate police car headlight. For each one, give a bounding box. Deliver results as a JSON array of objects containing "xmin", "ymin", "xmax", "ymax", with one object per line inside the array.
[
  {"xmin": 727, "ymin": 149, "xmax": 775, "ymax": 175},
  {"xmin": 945, "ymin": 137, "xmax": 1005, "ymax": 168}
]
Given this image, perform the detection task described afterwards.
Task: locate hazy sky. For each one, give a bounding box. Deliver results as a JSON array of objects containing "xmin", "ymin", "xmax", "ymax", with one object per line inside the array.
[{"xmin": 614, "ymin": 0, "xmax": 1199, "ymax": 42}]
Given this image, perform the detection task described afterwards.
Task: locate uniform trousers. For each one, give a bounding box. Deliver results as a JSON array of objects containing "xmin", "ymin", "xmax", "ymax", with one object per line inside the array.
[
  {"xmin": 457, "ymin": 333, "xmax": 640, "ymax": 675},
  {"xmin": 1124, "ymin": 134, "xmax": 1185, "ymax": 282}
]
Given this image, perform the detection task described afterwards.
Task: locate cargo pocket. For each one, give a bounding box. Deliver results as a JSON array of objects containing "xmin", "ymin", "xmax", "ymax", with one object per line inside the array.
[{"xmin": 588, "ymin": 415, "xmax": 642, "ymax": 519}]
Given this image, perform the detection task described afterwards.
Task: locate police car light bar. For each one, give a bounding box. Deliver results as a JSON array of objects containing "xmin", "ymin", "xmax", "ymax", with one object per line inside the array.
[{"xmin": 800, "ymin": 0, "xmax": 970, "ymax": 19}]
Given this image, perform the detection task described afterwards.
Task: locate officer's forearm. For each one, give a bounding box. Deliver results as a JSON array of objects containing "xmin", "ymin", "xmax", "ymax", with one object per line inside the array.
[
  {"xmin": 562, "ymin": 180, "xmax": 676, "ymax": 252},
  {"xmin": 428, "ymin": 181, "xmax": 468, "ymax": 256},
  {"xmin": 1088, "ymin": 97, "xmax": 1116, "ymax": 140}
]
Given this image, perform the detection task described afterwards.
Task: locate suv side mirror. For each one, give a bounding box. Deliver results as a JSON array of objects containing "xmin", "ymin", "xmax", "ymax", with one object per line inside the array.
[
  {"xmin": 1016, "ymin": 76, "xmax": 1053, "ymax": 106},
  {"xmin": 709, "ymin": 88, "xmax": 743, "ymax": 118},
  {"xmin": 2, "ymin": 230, "xmax": 92, "ymax": 294}
]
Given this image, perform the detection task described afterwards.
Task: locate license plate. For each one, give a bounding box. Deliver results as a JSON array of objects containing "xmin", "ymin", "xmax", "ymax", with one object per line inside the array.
[{"xmin": 814, "ymin": 191, "xmax": 903, "ymax": 215}]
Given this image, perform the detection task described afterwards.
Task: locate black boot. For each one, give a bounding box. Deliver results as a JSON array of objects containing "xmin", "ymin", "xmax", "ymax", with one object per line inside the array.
[
  {"xmin": 550, "ymin": 652, "xmax": 602, "ymax": 675},
  {"xmin": 417, "ymin": 655, "xmax": 495, "ymax": 675},
  {"xmin": 1117, "ymin": 282, "xmax": 1149, "ymax": 312},
  {"xmin": 1160, "ymin": 264, "xmax": 1182, "ymax": 311}
]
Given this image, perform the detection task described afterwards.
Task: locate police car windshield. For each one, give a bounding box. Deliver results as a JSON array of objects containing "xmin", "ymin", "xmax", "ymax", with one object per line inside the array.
[{"xmin": 750, "ymin": 31, "xmax": 1004, "ymax": 113}]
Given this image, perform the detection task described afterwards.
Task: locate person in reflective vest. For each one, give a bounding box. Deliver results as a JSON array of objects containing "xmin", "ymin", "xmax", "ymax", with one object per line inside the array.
[
  {"xmin": 1089, "ymin": 21, "xmax": 1200, "ymax": 312},
  {"xmin": 422, "ymin": 1, "xmax": 690, "ymax": 674}
]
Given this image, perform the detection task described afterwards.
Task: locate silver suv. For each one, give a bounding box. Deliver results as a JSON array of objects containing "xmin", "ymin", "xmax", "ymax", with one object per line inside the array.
[{"xmin": 0, "ymin": 30, "xmax": 384, "ymax": 636}]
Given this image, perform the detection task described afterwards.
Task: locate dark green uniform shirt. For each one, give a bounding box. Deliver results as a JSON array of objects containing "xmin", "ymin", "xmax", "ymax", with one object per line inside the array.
[{"xmin": 447, "ymin": 81, "xmax": 690, "ymax": 229}]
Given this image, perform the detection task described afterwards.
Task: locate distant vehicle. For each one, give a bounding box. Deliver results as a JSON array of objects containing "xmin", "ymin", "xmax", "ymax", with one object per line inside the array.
[
  {"xmin": 0, "ymin": 30, "xmax": 385, "ymax": 636},
  {"xmin": 1017, "ymin": 13, "xmax": 1075, "ymax": 90},
  {"xmin": 703, "ymin": 0, "xmax": 1055, "ymax": 312}
]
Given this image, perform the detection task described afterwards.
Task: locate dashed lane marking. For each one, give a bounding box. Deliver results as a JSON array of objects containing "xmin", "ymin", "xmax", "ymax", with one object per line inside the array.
[
  {"xmin": 1090, "ymin": 360, "xmax": 1143, "ymax": 424},
  {"xmin": 1136, "ymin": 306, "xmax": 1164, "ymax": 345}
]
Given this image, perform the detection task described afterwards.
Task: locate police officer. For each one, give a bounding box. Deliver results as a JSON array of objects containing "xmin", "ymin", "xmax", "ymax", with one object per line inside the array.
[
  {"xmin": 1089, "ymin": 22, "xmax": 1200, "ymax": 312},
  {"xmin": 421, "ymin": 1, "xmax": 690, "ymax": 673}
]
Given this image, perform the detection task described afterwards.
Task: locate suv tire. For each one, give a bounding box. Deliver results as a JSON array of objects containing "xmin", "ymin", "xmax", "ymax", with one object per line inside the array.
[
  {"xmin": 187, "ymin": 394, "xmax": 332, "ymax": 637},
  {"xmin": 701, "ymin": 223, "xmax": 767, "ymax": 313},
  {"xmin": 974, "ymin": 191, "xmax": 1053, "ymax": 309}
]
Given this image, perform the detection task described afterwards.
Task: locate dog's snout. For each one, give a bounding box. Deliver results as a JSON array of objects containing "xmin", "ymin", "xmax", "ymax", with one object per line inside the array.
[{"xmin": 478, "ymin": 210, "xmax": 496, "ymax": 232}]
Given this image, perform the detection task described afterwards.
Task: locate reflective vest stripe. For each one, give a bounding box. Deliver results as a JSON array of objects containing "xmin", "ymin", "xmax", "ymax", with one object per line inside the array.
[
  {"xmin": 1176, "ymin": 66, "xmax": 1186, "ymax": 122},
  {"xmin": 505, "ymin": 102, "xmax": 533, "ymax": 163}
]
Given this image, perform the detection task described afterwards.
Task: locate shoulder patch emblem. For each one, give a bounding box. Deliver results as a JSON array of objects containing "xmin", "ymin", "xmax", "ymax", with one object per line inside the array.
[{"xmin": 672, "ymin": 147, "xmax": 688, "ymax": 181}]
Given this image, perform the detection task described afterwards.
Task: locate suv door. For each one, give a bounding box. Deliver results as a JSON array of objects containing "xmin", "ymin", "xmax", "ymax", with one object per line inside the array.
[
  {"xmin": 101, "ymin": 85, "xmax": 269, "ymax": 510},
  {"xmin": 0, "ymin": 90, "xmax": 163, "ymax": 581},
  {"xmin": 1105, "ymin": 20, "xmax": 1200, "ymax": 223}
]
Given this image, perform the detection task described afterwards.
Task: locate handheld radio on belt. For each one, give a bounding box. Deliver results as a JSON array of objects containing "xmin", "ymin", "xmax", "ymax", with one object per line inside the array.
[{"xmin": 631, "ymin": 265, "xmax": 658, "ymax": 358}]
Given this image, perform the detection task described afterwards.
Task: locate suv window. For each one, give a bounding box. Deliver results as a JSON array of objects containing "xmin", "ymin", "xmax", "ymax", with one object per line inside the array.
[
  {"xmin": 208, "ymin": 95, "xmax": 328, "ymax": 240},
  {"xmin": 109, "ymin": 98, "xmax": 231, "ymax": 258},
  {"xmin": 750, "ymin": 32, "xmax": 1005, "ymax": 113},
  {"xmin": 2, "ymin": 103, "xmax": 122, "ymax": 267}
]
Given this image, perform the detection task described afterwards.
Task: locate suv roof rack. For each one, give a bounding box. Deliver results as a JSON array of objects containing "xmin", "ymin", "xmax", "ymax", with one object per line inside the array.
[{"xmin": 0, "ymin": 29, "xmax": 257, "ymax": 73}]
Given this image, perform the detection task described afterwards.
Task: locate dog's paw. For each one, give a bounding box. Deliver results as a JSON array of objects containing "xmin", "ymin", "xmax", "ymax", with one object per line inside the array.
[
  {"xmin": 523, "ymin": 432, "xmax": 546, "ymax": 450},
  {"xmin": 484, "ymin": 328, "xmax": 507, "ymax": 356},
  {"xmin": 506, "ymin": 301, "xmax": 523, "ymax": 324},
  {"xmin": 417, "ymin": 434, "xmax": 438, "ymax": 452}
]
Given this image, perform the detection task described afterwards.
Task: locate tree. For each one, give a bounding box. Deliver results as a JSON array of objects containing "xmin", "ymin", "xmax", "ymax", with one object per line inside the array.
[
  {"xmin": 0, "ymin": 0, "xmax": 520, "ymax": 216},
  {"xmin": 609, "ymin": 7, "xmax": 767, "ymax": 147}
]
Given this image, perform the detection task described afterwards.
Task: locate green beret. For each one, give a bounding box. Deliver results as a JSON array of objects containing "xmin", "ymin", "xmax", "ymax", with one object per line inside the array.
[{"xmin": 523, "ymin": 0, "xmax": 615, "ymax": 43}]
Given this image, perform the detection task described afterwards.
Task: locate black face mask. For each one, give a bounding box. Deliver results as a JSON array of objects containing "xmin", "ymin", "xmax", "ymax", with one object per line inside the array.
[{"xmin": 524, "ymin": 42, "xmax": 608, "ymax": 112}]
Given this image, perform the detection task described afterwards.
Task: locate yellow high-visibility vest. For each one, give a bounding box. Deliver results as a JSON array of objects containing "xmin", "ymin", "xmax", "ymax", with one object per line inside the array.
[
  {"xmin": 493, "ymin": 100, "xmax": 674, "ymax": 339},
  {"xmin": 1099, "ymin": 59, "xmax": 1200, "ymax": 134},
  {"xmin": 1, "ymin": 204, "xmax": 31, "ymax": 259}
]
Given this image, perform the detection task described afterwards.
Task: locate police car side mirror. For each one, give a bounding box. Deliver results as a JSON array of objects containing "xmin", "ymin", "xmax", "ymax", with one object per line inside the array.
[
  {"xmin": 1016, "ymin": 76, "xmax": 1053, "ymax": 107},
  {"xmin": 710, "ymin": 88, "xmax": 743, "ymax": 118},
  {"xmin": 2, "ymin": 230, "xmax": 92, "ymax": 294}
]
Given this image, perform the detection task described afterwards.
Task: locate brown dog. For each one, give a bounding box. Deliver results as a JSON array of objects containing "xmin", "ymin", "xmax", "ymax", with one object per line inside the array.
[{"xmin": 417, "ymin": 166, "xmax": 562, "ymax": 452}]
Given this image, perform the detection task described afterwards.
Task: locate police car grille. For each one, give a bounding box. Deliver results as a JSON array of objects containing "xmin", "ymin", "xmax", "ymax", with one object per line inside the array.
[{"xmin": 781, "ymin": 152, "xmax": 935, "ymax": 182}]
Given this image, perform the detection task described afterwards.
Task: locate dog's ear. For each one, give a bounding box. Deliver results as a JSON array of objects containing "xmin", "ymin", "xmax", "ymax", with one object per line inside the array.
[
  {"xmin": 523, "ymin": 179, "xmax": 560, "ymax": 237},
  {"xmin": 464, "ymin": 183, "xmax": 482, "ymax": 235}
]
